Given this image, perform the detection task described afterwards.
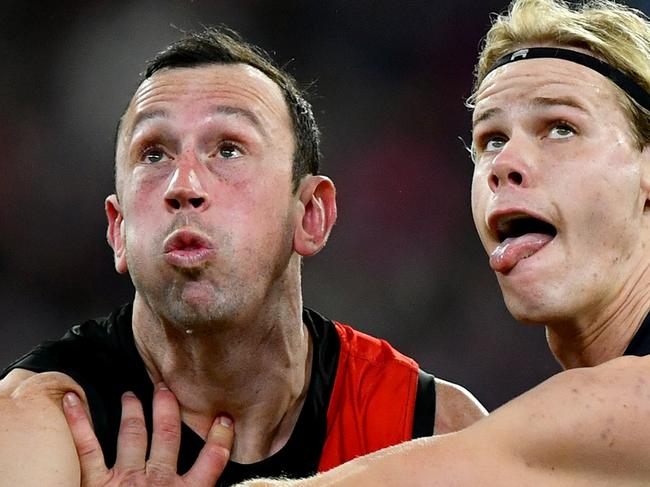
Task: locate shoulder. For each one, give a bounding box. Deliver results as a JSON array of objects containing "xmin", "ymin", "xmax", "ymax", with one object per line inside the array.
[
  {"xmin": 331, "ymin": 321, "xmax": 488, "ymax": 433},
  {"xmin": 332, "ymin": 321, "xmax": 418, "ymax": 369},
  {"xmin": 283, "ymin": 357, "xmax": 650, "ymax": 486},
  {"xmin": 1, "ymin": 368, "xmax": 85, "ymax": 397},
  {"xmin": 501, "ymin": 354, "xmax": 650, "ymax": 420},
  {"xmin": 433, "ymin": 378, "xmax": 487, "ymax": 434},
  {"xmin": 374, "ymin": 359, "xmax": 650, "ymax": 485},
  {"xmin": 461, "ymin": 357, "xmax": 650, "ymax": 483},
  {"xmin": 0, "ymin": 368, "xmax": 87, "ymax": 425},
  {"xmin": 0, "ymin": 369, "xmax": 84, "ymax": 485},
  {"xmin": 487, "ymin": 357, "xmax": 646, "ymax": 440}
]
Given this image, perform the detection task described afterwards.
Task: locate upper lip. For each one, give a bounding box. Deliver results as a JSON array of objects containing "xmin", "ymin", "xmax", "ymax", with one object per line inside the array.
[
  {"xmin": 487, "ymin": 208, "xmax": 557, "ymax": 243},
  {"xmin": 163, "ymin": 229, "xmax": 213, "ymax": 253}
]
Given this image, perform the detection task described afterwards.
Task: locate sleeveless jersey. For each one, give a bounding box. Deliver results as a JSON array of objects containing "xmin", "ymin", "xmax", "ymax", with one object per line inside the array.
[
  {"xmin": 1, "ymin": 304, "xmax": 435, "ymax": 486},
  {"xmin": 624, "ymin": 314, "xmax": 650, "ymax": 356}
]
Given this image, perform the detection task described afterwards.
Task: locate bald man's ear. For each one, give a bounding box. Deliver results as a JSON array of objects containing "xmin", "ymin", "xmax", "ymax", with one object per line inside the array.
[
  {"xmin": 294, "ymin": 176, "xmax": 337, "ymax": 257},
  {"xmin": 105, "ymin": 195, "xmax": 128, "ymax": 274}
]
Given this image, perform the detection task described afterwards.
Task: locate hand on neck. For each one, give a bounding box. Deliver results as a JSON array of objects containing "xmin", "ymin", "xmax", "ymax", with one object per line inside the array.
[{"xmin": 131, "ymin": 294, "xmax": 313, "ymax": 463}]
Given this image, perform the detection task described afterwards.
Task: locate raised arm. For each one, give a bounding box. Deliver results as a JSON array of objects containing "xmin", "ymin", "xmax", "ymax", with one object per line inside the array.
[
  {"xmin": 0, "ymin": 368, "xmax": 83, "ymax": 487},
  {"xmin": 240, "ymin": 355, "xmax": 650, "ymax": 486}
]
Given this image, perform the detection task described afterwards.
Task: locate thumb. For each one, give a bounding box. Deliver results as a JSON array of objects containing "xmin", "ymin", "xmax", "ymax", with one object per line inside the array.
[{"xmin": 183, "ymin": 415, "xmax": 233, "ymax": 485}]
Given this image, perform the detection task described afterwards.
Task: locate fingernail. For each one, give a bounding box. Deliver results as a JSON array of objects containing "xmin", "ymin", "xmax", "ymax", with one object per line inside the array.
[
  {"xmin": 63, "ymin": 392, "xmax": 80, "ymax": 407},
  {"xmin": 158, "ymin": 382, "xmax": 169, "ymax": 391},
  {"xmin": 123, "ymin": 391, "xmax": 136, "ymax": 398},
  {"xmin": 219, "ymin": 416, "xmax": 233, "ymax": 428}
]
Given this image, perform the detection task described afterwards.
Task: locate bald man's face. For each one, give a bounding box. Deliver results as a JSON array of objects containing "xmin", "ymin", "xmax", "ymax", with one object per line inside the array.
[{"xmin": 106, "ymin": 63, "xmax": 300, "ymax": 330}]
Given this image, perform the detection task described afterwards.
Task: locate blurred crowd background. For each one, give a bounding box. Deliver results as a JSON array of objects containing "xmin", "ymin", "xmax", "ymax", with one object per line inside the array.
[{"xmin": 2, "ymin": 0, "xmax": 648, "ymax": 411}]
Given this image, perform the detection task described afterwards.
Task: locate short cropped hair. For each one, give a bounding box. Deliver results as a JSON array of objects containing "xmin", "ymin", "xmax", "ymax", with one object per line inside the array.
[
  {"xmin": 119, "ymin": 27, "xmax": 320, "ymax": 191},
  {"xmin": 471, "ymin": 0, "xmax": 650, "ymax": 148}
]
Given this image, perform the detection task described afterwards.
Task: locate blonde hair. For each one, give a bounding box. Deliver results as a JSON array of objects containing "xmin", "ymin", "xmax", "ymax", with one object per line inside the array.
[{"xmin": 472, "ymin": 0, "xmax": 650, "ymax": 147}]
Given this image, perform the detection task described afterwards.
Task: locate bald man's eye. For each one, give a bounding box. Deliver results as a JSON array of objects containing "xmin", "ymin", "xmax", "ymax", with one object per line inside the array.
[
  {"xmin": 217, "ymin": 142, "xmax": 244, "ymax": 159},
  {"xmin": 140, "ymin": 147, "xmax": 169, "ymax": 164}
]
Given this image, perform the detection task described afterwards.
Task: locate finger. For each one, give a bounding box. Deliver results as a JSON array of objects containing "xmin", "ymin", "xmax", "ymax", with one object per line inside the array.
[
  {"xmin": 183, "ymin": 415, "xmax": 233, "ymax": 485},
  {"xmin": 62, "ymin": 392, "xmax": 110, "ymax": 484},
  {"xmin": 115, "ymin": 391, "xmax": 148, "ymax": 470},
  {"xmin": 147, "ymin": 383, "xmax": 182, "ymax": 474}
]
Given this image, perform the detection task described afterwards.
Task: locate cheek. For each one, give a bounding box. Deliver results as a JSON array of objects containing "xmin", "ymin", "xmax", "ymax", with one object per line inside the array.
[
  {"xmin": 120, "ymin": 181, "xmax": 165, "ymax": 252},
  {"xmin": 470, "ymin": 170, "xmax": 489, "ymax": 227},
  {"xmin": 565, "ymin": 183, "xmax": 639, "ymax": 264},
  {"xmin": 556, "ymin": 145, "xmax": 641, "ymax": 222},
  {"xmin": 131, "ymin": 166, "xmax": 171, "ymax": 197}
]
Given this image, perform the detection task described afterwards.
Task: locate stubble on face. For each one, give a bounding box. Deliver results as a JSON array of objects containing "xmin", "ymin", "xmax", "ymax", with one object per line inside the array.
[
  {"xmin": 115, "ymin": 64, "xmax": 299, "ymax": 334},
  {"xmin": 126, "ymin": 206, "xmax": 297, "ymax": 333}
]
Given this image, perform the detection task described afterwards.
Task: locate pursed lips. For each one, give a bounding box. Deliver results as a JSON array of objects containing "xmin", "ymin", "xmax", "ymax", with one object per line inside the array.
[{"xmin": 162, "ymin": 229, "xmax": 215, "ymax": 268}]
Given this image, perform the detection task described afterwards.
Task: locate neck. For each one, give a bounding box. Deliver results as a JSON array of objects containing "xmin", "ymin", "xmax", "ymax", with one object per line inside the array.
[
  {"xmin": 131, "ymin": 291, "xmax": 312, "ymax": 463},
  {"xmin": 547, "ymin": 264, "xmax": 650, "ymax": 368}
]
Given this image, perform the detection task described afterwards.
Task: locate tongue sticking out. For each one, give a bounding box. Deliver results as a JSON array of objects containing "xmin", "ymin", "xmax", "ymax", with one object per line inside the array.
[{"xmin": 490, "ymin": 233, "xmax": 553, "ymax": 274}]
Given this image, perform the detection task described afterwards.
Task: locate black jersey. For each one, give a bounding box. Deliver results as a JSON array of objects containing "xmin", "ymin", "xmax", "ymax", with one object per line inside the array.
[
  {"xmin": 1, "ymin": 304, "xmax": 436, "ymax": 486},
  {"xmin": 624, "ymin": 314, "xmax": 650, "ymax": 356}
]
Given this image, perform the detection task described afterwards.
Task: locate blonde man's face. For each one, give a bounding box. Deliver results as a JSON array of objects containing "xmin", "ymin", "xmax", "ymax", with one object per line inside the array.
[{"xmin": 470, "ymin": 57, "xmax": 650, "ymax": 326}]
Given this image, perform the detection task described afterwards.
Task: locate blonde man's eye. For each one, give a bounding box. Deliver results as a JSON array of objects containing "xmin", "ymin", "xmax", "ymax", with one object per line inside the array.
[
  {"xmin": 548, "ymin": 124, "xmax": 575, "ymax": 139},
  {"xmin": 485, "ymin": 136, "xmax": 507, "ymax": 152}
]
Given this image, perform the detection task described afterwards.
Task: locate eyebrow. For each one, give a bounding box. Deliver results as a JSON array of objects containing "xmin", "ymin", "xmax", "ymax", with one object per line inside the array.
[
  {"xmin": 128, "ymin": 105, "xmax": 269, "ymax": 139},
  {"xmin": 530, "ymin": 96, "xmax": 588, "ymax": 112},
  {"xmin": 472, "ymin": 107, "xmax": 502, "ymax": 128},
  {"xmin": 472, "ymin": 96, "xmax": 589, "ymax": 128},
  {"xmin": 129, "ymin": 109, "xmax": 168, "ymax": 136},
  {"xmin": 212, "ymin": 105, "xmax": 269, "ymax": 138}
]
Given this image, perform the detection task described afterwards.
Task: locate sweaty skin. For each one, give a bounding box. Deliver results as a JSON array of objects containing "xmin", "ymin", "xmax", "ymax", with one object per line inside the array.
[
  {"xmin": 60, "ymin": 54, "xmax": 650, "ymax": 487},
  {"xmin": 0, "ymin": 61, "xmax": 485, "ymax": 485},
  {"xmin": 219, "ymin": 51, "xmax": 650, "ymax": 487},
  {"xmin": 471, "ymin": 57, "xmax": 650, "ymax": 367},
  {"xmin": 63, "ymin": 355, "xmax": 650, "ymax": 486}
]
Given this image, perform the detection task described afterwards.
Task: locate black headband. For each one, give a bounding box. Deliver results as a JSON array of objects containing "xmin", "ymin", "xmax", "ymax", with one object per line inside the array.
[{"xmin": 485, "ymin": 47, "xmax": 650, "ymax": 111}]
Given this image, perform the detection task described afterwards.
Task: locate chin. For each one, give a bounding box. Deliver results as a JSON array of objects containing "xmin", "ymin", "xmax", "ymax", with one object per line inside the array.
[
  {"xmin": 163, "ymin": 301, "xmax": 228, "ymax": 331},
  {"xmin": 504, "ymin": 289, "xmax": 580, "ymax": 326},
  {"xmin": 158, "ymin": 287, "xmax": 241, "ymax": 330},
  {"xmin": 500, "ymin": 283, "xmax": 556, "ymax": 326}
]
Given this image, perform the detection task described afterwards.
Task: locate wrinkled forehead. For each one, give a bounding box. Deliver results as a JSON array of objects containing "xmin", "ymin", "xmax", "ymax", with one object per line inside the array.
[
  {"xmin": 472, "ymin": 58, "xmax": 618, "ymax": 123},
  {"xmin": 116, "ymin": 63, "xmax": 290, "ymax": 150},
  {"xmin": 140, "ymin": 65, "xmax": 284, "ymax": 125},
  {"xmin": 112, "ymin": 63, "xmax": 293, "ymax": 197}
]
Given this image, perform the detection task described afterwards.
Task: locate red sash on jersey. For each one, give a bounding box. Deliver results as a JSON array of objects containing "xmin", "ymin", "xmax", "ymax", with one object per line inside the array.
[{"xmin": 318, "ymin": 322, "xmax": 420, "ymax": 472}]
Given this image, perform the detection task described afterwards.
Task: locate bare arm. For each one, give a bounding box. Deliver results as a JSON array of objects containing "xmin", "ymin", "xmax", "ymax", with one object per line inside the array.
[
  {"xmin": 238, "ymin": 355, "xmax": 650, "ymax": 486},
  {"xmin": 0, "ymin": 368, "xmax": 84, "ymax": 487}
]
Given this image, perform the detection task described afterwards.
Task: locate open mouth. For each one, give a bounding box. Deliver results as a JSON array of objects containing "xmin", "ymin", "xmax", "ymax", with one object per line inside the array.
[
  {"xmin": 487, "ymin": 212, "xmax": 558, "ymax": 274},
  {"xmin": 495, "ymin": 214, "xmax": 557, "ymax": 243}
]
